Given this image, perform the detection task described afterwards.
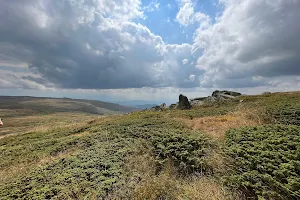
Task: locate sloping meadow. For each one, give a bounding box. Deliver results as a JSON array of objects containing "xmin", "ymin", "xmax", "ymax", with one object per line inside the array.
[
  {"xmin": 0, "ymin": 112, "xmax": 214, "ymax": 199},
  {"xmin": 1, "ymin": 92, "xmax": 300, "ymax": 199},
  {"xmin": 223, "ymin": 92, "xmax": 300, "ymax": 199}
]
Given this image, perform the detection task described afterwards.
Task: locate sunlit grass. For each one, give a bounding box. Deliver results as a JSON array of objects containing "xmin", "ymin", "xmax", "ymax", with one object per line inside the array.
[{"xmin": 1, "ymin": 91, "xmax": 300, "ymax": 199}]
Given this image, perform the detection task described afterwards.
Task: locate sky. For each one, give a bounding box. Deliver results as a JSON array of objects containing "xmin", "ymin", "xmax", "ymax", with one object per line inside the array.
[{"xmin": 0, "ymin": 0, "xmax": 300, "ymax": 105}]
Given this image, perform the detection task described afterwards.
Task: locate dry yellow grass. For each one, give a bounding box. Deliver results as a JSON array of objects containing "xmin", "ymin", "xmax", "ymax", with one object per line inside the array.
[
  {"xmin": 179, "ymin": 177, "xmax": 228, "ymax": 200},
  {"xmin": 178, "ymin": 105, "xmax": 264, "ymax": 140},
  {"xmin": 133, "ymin": 166, "xmax": 228, "ymax": 200},
  {"xmin": 133, "ymin": 172, "xmax": 182, "ymax": 200},
  {"xmin": 123, "ymin": 143, "xmax": 229, "ymax": 200},
  {"xmin": 0, "ymin": 112, "xmax": 100, "ymax": 139}
]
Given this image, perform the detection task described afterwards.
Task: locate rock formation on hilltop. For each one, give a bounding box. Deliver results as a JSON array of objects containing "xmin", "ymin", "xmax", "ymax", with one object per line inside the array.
[
  {"xmin": 190, "ymin": 90, "xmax": 242, "ymax": 105},
  {"xmin": 169, "ymin": 104, "xmax": 177, "ymax": 109},
  {"xmin": 178, "ymin": 94, "xmax": 192, "ymax": 109},
  {"xmin": 212, "ymin": 90, "xmax": 241, "ymax": 98},
  {"xmin": 151, "ymin": 103, "xmax": 167, "ymax": 111},
  {"xmin": 150, "ymin": 90, "xmax": 242, "ymax": 111}
]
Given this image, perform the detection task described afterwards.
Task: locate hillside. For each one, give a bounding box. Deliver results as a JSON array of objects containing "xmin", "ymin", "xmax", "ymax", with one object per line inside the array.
[
  {"xmin": 1, "ymin": 92, "xmax": 300, "ymax": 199},
  {"xmin": 0, "ymin": 96, "xmax": 136, "ymax": 117}
]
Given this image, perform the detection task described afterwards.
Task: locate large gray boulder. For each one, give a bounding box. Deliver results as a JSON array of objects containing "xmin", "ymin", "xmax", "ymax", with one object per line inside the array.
[
  {"xmin": 169, "ymin": 103, "xmax": 177, "ymax": 109},
  {"xmin": 190, "ymin": 100, "xmax": 204, "ymax": 106},
  {"xmin": 189, "ymin": 90, "xmax": 242, "ymax": 106},
  {"xmin": 160, "ymin": 103, "xmax": 166, "ymax": 109},
  {"xmin": 151, "ymin": 103, "xmax": 167, "ymax": 111},
  {"xmin": 178, "ymin": 94, "xmax": 191, "ymax": 109},
  {"xmin": 151, "ymin": 105, "xmax": 161, "ymax": 111},
  {"xmin": 212, "ymin": 90, "xmax": 241, "ymax": 98}
]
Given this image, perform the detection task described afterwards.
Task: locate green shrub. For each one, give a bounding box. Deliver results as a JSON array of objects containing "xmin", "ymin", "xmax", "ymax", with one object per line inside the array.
[
  {"xmin": 267, "ymin": 103, "xmax": 300, "ymax": 125},
  {"xmin": 0, "ymin": 136, "xmax": 134, "ymax": 199},
  {"xmin": 151, "ymin": 132, "xmax": 211, "ymax": 174},
  {"xmin": 1, "ymin": 114, "xmax": 211, "ymax": 199},
  {"xmin": 225, "ymin": 125, "xmax": 300, "ymax": 199}
]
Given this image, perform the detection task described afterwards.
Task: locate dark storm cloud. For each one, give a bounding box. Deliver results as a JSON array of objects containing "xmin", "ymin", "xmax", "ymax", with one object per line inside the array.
[
  {"xmin": 1, "ymin": 0, "xmax": 300, "ymax": 91},
  {"xmin": 0, "ymin": 0, "xmax": 202, "ymax": 89}
]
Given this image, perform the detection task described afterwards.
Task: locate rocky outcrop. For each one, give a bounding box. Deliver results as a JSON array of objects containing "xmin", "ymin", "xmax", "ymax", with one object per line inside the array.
[
  {"xmin": 150, "ymin": 90, "xmax": 242, "ymax": 111},
  {"xmin": 190, "ymin": 90, "xmax": 242, "ymax": 105},
  {"xmin": 212, "ymin": 90, "xmax": 241, "ymax": 97},
  {"xmin": 178, "ymin": 94, "xmax": 192, "ymax": 109},
  {"xmin": 169, "ymin": 104, "xmax": 177, "ymax": 109},
  {"xmin": 151, "ymin": 103, "xmax": 167, "ymax": 111}
]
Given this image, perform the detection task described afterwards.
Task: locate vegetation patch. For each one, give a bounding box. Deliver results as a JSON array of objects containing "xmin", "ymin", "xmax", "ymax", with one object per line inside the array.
[
  {"xmin": 151, "ymin": 132, "xmax": 211, "ymax": 174},
  {"xmin": 225, "ymin": 125, "xmax": 300, "ymax": 199},
  {"xmin": 3, "ymin": 92, "xmax": 300, "ymax": 199},
  {"xmin": 0, "ymin": 130, "xmax": 135, "ymax": 199},
  {"xmin": 267, "ymin": 103, "xmax": 300, "ymax": 125},
  {"xmin": 1, "ymin": 112, "xmax": 212, "ymax": 199}
]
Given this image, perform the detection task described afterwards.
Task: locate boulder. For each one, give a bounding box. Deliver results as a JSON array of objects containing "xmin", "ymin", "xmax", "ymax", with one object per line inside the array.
[
  {"xmin": 178, "ymin": 94, "xmax": 191, "ymax": 109},
  {"xmin": 190, "ymin": 100, "xmax": 204, "ymax": 106},
  {"xmin": 160, "ymin": 103, "xmax": 166, "ymax": 109},
  {"xmin": 203, "ymin": 96, "xmax": 217, "ymax": 104},
  {"xmin": 212, "ymin": 90, "xmax": 241, "ymax": 97},
  {"xmin": 169, "ymin": 104, "xmax": 177, "ymax": 109},
  {"xmin": 151, "ymin": 103, "xmax": 167, "ymax": 111},
  {"xmin": 151, "ymin": 105, "xmax": 161, "ymax": 111}
]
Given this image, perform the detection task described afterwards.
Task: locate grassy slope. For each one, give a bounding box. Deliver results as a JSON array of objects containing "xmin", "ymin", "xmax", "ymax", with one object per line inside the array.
[
  {"xmin": 0, "ymin": 96, "xmax": 136, "ymax": 116},
  {"xmin": 1, "ymin": 92, "xmax": 300, "ymax": 199},
  {"xmin": 0, "ymin": 96, "xmax": 136, "ymax": 138}
]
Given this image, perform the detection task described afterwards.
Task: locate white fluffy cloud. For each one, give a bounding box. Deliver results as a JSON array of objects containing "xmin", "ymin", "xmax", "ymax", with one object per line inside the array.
[
  {"xmin": 0, "ymin": 0, "xmax": 300, "ymax": 97},
  {"xmin": 194, "ymin": 0, "xmax": 300, "ymax": 88},
  {"xmin": 176, "ymin": 0, "xmax": 211, "ymax": 28},
  {"xmin": 143, "ymin": 1, "xmax": 160, "ymax": 12}
]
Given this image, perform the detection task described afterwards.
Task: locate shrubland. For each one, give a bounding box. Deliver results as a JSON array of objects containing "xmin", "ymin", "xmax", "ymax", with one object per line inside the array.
[
  {"xmin": 1, "ymin": 91, "xmax": 300, "ymax": 199},
  {"xmin": 225, "ymin": 125, "xmax": 300, "ymax": 199}
]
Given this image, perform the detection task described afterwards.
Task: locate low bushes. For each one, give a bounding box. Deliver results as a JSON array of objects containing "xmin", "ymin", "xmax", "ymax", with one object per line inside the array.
[
  {"xmin": 225, "ymin": 125, "xmax": 300, "ymax": 199},
  {"xmin": 267, "ymin": 103, "xmax": 300, "ymax": 125},
  {"xmin": 151, "ymin": 132, "xmax": 211, "ymax": 174},
  {"xmin": 1, "ymin": 114, "xmax": 212, "ymax": 199}
]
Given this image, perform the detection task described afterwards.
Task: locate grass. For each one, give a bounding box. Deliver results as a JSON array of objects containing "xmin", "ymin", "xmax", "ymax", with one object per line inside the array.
[
  {"xmin": 1, "ymin": 91, "xmax": 300, "ymax": 199},
  {"xmin": 0, "ymin": 112, "xmax": 99, "ymax": 139},
  {"xmin": 0, "ymin": 96, "xmax": 136, "ymax": 116},
  {"xmin": 0, "ymin": 110, "xmax": 215, "ymax": 199}
]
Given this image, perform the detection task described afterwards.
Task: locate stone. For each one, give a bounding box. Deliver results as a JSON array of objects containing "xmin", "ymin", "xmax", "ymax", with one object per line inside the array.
[
  {"xmin": 169, "ymin": 104, "xmax": 177, "ymax": 109},
  {"xmin": 160, "ymin": 103, "xmax": 166, "ymax": 109},
  {"xmin": 178, "ymin": 94, "xmax": 191, "ymax": 109},
  {"xmin": 190, "ymin": 100, "xmax": 204, "ymax": 106},
  {"xmin": 151, "ymin": 103, "xmax": 167, "ymax": 111},
  {"xmin": 212, "ymin": 90, "xmax": 242, "ymax": 97}
]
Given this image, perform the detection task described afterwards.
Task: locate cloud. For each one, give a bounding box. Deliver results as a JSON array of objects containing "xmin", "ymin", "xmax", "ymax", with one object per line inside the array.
[
  {"xmin": 194, "ymin": 0, "xmax": 300, "ymax": 88},
  {"xmin": 167, "ymin": 4, "xmax": 173, "ymax": 9},
  {"xmin": 176, "ymin": 0, "xmax": 211, "ymax": 28},
  {"xmin": 182, "ymin": 59, "xmax": 189, "ymax": 65},
  {"xmin": 0, "ymin": 71, "xmax": 50, "ymax": 90},
  {"xmin": 0, "ymin": 0, "xmax": 201, "ymax": 90},
  {"xmin": 1, "ymin": 0, "xmax": 300, "ymax": 96},
  {"xmin": 143, "ymin": 1, "xmax": 160, "ymax": 12}
]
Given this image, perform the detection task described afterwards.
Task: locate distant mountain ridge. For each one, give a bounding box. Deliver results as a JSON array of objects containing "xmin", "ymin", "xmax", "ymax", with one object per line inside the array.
[
  {"xmin": 113, "ymin": 100, "xmax": 165, "ymax": 109},
  {"xmin": 0, "ymin": 96, "xmax": 137, "ymax": 116},
  {"xmin": 133, "ymin": 104, "xmax": 158, "ymax": 109}
]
